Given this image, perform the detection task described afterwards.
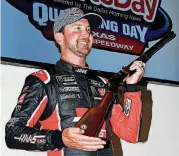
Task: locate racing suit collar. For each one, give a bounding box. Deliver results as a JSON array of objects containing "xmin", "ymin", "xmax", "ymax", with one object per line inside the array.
[{"xmin": 55, "ymin": 59, "xmax": 89, "ymax": 76}]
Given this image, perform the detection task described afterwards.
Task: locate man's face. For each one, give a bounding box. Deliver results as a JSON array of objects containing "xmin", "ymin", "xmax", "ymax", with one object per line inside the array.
[{"xmin": 61, "ymin": 18, "xmax": 93, "ymax": 58}]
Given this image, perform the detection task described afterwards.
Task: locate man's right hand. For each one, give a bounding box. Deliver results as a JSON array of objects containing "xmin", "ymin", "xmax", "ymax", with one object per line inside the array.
[{"xmin": 62, "ymin": 127, "xmax": 106, "ymax": 151}]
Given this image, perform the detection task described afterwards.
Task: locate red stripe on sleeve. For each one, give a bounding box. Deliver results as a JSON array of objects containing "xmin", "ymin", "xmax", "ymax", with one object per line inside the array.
[{"xmin": 27, "ymin": 96, "xmax": 48, "ymax": 128}]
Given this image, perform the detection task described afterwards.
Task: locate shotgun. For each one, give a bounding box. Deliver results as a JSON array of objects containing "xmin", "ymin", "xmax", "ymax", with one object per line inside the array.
[{"xmin": 75, "ymin": 31, "xmax": 176, "ymax": 137}]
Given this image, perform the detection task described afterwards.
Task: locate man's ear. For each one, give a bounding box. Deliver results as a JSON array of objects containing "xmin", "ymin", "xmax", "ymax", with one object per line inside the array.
[{"xmin": 54, "ymin": 32, "xmax": 63, "ymax": 45}]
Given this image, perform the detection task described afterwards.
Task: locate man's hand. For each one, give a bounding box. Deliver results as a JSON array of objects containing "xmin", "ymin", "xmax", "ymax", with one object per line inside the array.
[
  {"xmin": 126, "ymin": 61, "xmax": 145, "ymax": 84},
  {"xmin": 62, "ymin": 127, "xmax": 106, "ymax": 151}
]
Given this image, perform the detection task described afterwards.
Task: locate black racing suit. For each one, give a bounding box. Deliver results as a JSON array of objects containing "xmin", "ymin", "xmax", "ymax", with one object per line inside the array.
[{"xmin": 5, "ymin": 59, "xmax": 142, "ymax": 156}]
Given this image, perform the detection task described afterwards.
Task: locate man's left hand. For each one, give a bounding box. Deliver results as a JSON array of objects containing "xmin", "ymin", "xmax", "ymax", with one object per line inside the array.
[{"xmin": 126, "ymin": 61, "xmax": 145, "ymax": 84}]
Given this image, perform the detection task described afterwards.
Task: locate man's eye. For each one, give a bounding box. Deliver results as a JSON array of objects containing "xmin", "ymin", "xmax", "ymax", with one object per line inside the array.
[
  {"xmin": 87, "ymin": 28, "xmax": 91, "ymax": 33},
  {"xmin": 76, "ymin": 26, "xmax": 81, "ymax": 30}
]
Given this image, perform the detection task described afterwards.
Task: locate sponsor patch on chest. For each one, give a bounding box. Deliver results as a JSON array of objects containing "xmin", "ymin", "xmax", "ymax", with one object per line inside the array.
[
  {"xmin": 60, "ymin": 93, "xmax": 82, "ymax": 100},
  {"xmin": 89, "ymin": 79, "xmax": 105, "ymax": 88},
  {"xmin": 90, "ymin": 86, "xmax": 106, "ymax": 100},
  {"xmin": 56, "ymin": 75, "xmax": 77, "ymax": 86},
  {"xmin": 59, "ymin": 86, "xmax": 80, "ymax": 93}
]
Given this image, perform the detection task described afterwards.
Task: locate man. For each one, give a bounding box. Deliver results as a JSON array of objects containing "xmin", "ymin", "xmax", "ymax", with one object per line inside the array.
[{"xmin": 5, "ymin": 7, "xmax": 145, "ymax": 156}]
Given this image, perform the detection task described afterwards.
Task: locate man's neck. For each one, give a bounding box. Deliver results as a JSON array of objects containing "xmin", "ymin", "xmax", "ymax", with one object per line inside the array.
[{"xmin": 61, "ymin": 55, "xmax": 87, "ymax": 67}]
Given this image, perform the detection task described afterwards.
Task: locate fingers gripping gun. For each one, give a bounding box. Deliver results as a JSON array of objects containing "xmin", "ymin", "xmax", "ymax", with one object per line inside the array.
[{"xmin": 75, "ymin": 31, "xmax": 176, "ymax": 137}]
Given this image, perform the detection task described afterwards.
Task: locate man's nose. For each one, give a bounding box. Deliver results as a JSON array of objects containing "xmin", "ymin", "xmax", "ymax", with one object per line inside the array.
[{"xmin": 81, "ymin": 29, "xmax": 91, "ymax": 37}]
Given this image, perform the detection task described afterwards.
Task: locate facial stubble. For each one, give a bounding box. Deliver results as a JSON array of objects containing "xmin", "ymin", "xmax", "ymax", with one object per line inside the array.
[{"xmin": 68, "ymin": 39, "xmax": 92, "ymax": 58}]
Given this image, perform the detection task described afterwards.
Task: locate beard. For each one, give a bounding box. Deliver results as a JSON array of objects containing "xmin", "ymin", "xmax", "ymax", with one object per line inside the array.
[{"xmin": 67, "ymin": 39, "xmax": 92, "ymax": 58}]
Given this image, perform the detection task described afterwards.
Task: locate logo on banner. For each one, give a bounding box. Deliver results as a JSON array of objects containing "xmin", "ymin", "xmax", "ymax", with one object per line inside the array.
[{"xmin": 6, "ymin": 0, "xmax": 173, "ymax": 55}]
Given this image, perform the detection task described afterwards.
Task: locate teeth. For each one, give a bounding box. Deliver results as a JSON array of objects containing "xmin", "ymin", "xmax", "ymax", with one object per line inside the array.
[{"xmin": 79, "ymin": 42, "xmax": 89, "ymax": 45}]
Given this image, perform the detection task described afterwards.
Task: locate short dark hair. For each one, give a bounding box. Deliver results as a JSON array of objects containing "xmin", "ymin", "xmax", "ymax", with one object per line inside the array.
[
  {"xmin": 54, "ymin": 26, "xmax": 65, "ymax": 53},
  {"xmin": 55, "ymin": 40, "xmax": 61, "ymax": 53}
]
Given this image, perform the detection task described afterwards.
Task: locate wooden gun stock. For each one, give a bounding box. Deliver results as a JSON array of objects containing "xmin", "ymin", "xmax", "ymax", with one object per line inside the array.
[
  {"xmin": 75, "ymin": 91, "xmax": 114, "ymax": 137},
  {"xmin": 75, "ymin": 31, "xmax": 176, "ymax": 137}
]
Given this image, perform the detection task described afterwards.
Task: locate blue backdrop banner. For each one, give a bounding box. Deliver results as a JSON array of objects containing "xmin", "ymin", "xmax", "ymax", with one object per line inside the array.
[{"xmin": 2, "ymin": 0, "xmax": 179, "ymax": 81}]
